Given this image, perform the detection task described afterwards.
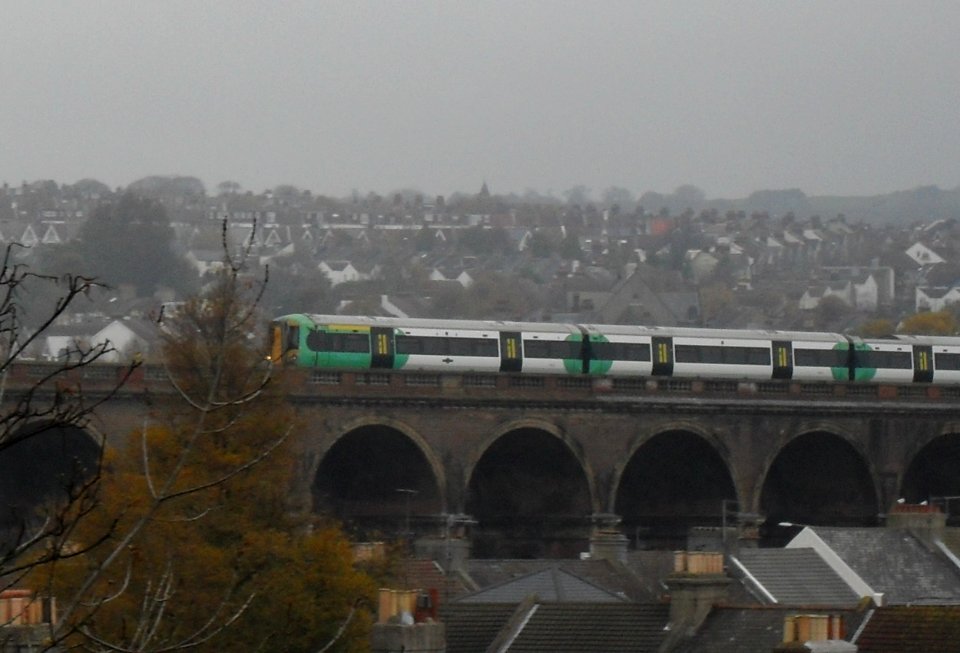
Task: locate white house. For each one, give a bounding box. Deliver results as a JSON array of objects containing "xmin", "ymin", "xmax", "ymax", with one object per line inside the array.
[
  {"xmin": 852, "ymin": 273, "xmax": 880, "ymax": 311},
  {"xmin": 318, "ymin": 260, "xmax": 361, "ymax": 286},
  {"xmin": 905, "ymin": 242, "xmax": 947, "ymax": 266},
  {"xmin": 799, "ymin": 282, "xmax": 853, "ymax": 310},
  {"xmin": 916, "ymin": 286, "xmax": 960, "ymax": 312},
  {"xmin": 91, "ymin": 319, "xmax": 155, "ymax": 363}
]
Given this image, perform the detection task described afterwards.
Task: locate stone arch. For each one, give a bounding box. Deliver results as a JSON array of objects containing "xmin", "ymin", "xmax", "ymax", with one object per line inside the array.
[
  {"xmin": 462, "ymin": 418, "xmax": 598, "ymax": 511},
  {"xmin": 611, "ymin": 421, "xmax": 738, "ymax": 549},
  {"xmin": 758, "ymin": 425, "xmax": 880, "ymax": 542},
  {"xmin": 901, "ymin": 425, "xmax": 960, "ymax": 513},
  {"xmin": 311, "ymin": 416, "xmax": 445, "ymax": 540},
  {"xmin": 0, "ymin": 421, "xmax": 103, "ymax": 533},
  {"xmin": 464, "ymin": 418, "xmax": 596, "ymax": 559}
]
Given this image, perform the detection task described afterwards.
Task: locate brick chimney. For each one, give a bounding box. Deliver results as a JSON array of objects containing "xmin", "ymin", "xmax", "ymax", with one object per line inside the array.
[
  {"xmin": 886, "ymin": 502, "xmax": 945, "ymax": 549},
  {"xmin": 663, "ymin": 551, "xmax": 730, "ymax": 640},
  {"xmin": 772, "ymin": 614, "xmax": 856, "ymax": 652},
  {"xmin": 371, "ymin": 588, "xmax": 445, "ymax": 653},
  {"xmin": 589, "ymin": 513, "xmax": 628, "ymax": 563}
]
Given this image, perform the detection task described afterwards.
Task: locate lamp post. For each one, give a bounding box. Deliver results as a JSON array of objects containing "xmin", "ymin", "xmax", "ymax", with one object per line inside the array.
[{"xmin": 396, "ymin": 488, "xmax": 418, "ymax": 540}]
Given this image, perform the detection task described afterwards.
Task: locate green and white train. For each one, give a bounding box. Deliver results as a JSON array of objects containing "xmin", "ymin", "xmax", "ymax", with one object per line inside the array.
[{"xmin": 271, "ymin": 314, "xmax": 960, "ymax": 384}]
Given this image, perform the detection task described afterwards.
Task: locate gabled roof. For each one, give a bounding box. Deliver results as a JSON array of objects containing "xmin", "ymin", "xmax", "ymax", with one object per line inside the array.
[
  {"xmin": 442, "ymin": 603, "xmax": 516, "ymax": 653},
  {"xmin": 506, "ymin": 602, "xmax": 669, "ymax": 652},
  {"xmin": 855, "ymin": 605, "xmax": 960, "ymax": 652},
  {"xmin": 392, "ymin": 558, "xmax": 474, "ymax": 599},
  {"xmin": 791, "ymin": 527, "xmax": 960, "ymax": 605},
  {"xmin": 454, "ymin": 567, "xmax": 626, "ymax": 603},
  {"xmin": 465, "ymin": 557, "xmax": 649, "ymax": 602},
  {"xmin": 732, "ymin": 548, "xmax": 861, "ymax": 606},
  {"xmin": 441, "ymin": 602, "xmax": 669, "ymax": 653}
]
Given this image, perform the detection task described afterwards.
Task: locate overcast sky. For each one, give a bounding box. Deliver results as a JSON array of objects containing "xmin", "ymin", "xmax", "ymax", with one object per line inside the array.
[{"xmin": 2, "ymin": 1, "xmax": 959, "ymax": 200}]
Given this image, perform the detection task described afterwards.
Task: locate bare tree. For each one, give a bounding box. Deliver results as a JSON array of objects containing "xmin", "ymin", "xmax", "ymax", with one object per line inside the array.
[
  {"xmin": 36, "ymin": 220, "xmax": 297, "ymax": 652},
  {"xmin": 4, "ymin": 222, "xmax": 370, "ymax": 652},
  {"xmin": 0, "ymin": 240, "xmax": 135, "ymax": 568}
]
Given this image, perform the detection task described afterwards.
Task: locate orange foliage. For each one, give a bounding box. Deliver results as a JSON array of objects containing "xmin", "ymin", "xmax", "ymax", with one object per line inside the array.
[{"xmin": 38, "ymin": 270, "xmax": 376, "ymax": 652}]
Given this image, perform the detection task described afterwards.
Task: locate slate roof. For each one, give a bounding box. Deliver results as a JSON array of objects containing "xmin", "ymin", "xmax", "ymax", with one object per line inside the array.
[
  {"xmin": 442, "ymin": 602, "xmax": 517, "ymax": 653},
  {"xmin": 464, "ymin": 557, "xmax": 647, "ymax": 601},
  {"xmin": 506, "ymin": 602, "xmax": 669, "ymax": 652},
  {"xmin": 674, "ymin": 606, "xmax": 869, "ymax": 653},
  {"xmin": 855, "ymin": 605, "xmax": 960, "ymax": 652},
  {"xmin": 800, "ymin": 527, "xmax": 960, "ymax": 605},
  {"xmin": 454, "ymin": 567, "xmax": 626, "ymax": 603},
  {"xmin": 392, "ymin": 558, "xmax": 474, "ymax": 601},
  {"xmin": 442, "ymin": 602, "xmax": 669, "ymax": 653},
  {"xmin": 733, "ymin": 548, "xmax": 861, "ymax": 606}
]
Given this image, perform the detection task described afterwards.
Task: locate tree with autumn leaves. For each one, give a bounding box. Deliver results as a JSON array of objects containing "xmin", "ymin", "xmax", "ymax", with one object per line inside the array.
[{"xmin": 20, "ymin": 229, "xmax": 376, "ymax": 652}]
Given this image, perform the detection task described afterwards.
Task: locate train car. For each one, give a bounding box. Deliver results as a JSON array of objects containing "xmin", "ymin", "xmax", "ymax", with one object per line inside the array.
[
  {"xmin": 880, "ymin": 334, "xmax": 960, "ymax": 384},
  {"xmin": 271, "ymin": 314, "xmax": 960, "ymax": 386},
  {"xmin": 272, "ymin": 314, "xmax": 587, "ymax": 375},
  {"xmin": 652, "ymin": 328, "xmax": 775, "ymax": 380},
  {"xmin": 850, "ymin": 336, "xmax": 916, "ymax": 384},
  {"xmin": 516, "ymin": 323, "xmax": 584, "ymax": 374},
  {"xmin": 772, "ymin": 330, "xmax": 850, "ymax": 381},
  {"xmin": 580, "ymin": 326, "xmax": 848, "ymax": 381}
]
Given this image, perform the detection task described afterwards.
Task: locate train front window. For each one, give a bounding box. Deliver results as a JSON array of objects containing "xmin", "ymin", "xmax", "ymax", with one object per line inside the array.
[
  {"xmin": 306, "ymin": 330, "xmax": 370, "ymax": 353},
  {"xmin": 286, "ymin": 325, "xmax": 299, "ymax": 351}
]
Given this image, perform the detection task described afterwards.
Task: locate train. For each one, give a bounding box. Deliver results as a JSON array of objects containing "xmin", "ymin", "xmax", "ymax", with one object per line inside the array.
[{"xmin": 270, "ymin": 314, "xmax": 960, "ymax": 385}]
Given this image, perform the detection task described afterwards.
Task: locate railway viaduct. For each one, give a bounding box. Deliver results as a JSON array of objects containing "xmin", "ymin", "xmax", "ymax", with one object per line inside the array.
[{"xmin": 6, "ymin": 363, "xmax": 960, "ymax": 557}]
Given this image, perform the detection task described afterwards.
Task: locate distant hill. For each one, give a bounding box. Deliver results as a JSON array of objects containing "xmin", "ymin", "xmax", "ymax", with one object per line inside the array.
[{"xmin": 703, "ymin": 185, "xmax": 960, "ymax": 224}]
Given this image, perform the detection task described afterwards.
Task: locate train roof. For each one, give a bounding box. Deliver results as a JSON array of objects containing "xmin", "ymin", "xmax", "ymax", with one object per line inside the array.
[
  {"xmin": 288, "ymin": 314, "xmax": 580, "ymax": 335},
  {"xmin": 869, "ymin": 334, "xmax": 960, "ymax": 346},
  {"xmin": 579, "ymin": 323, "xmax": 847, "ymax": 343}
]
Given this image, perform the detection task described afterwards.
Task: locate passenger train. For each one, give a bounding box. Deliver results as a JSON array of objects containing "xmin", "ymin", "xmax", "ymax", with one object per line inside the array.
[{"xmin": 270, "ymin": 314, "xmax": 960, "ymax": 384}]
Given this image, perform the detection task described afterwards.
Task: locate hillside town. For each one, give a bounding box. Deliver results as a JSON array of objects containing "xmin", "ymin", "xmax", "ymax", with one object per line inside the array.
[
  {"xmin": 5, "ymin": 177, "xmax": 960, "ymax": 652},
  {"xmin": 5, "ymin": 176, "xmax": 960, "ymax": 361}
]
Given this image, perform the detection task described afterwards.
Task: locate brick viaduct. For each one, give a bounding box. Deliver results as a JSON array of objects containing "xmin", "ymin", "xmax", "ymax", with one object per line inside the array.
[{"xmin": 9, "ymin": 363, "xmax": 960, "ymax": 556}]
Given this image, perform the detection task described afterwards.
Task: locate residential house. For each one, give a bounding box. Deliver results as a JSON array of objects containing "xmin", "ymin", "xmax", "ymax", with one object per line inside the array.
[
  {"xmin": 915, "ymin": 286, "xmax": 960, "ymax": 312},
  {"xmin": 905, "ymin": 241, "xmax": 948, "ymax": 266},
  {"xmin": 784, "ymin": 508, "xmax": 960, "ymax": 606},
  {"xmin": 91, "ymin": 318, "xmax": 155, "ymax": 363},
  {"xmin": 595, "ymin": 268, "xmax": 700, "ymax": 326},
  {"xmin": 318, "ymin": 260, "xmax": 361, "ymax": 286}
]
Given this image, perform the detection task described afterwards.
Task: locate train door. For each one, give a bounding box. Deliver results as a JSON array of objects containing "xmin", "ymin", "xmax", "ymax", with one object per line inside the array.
[
  {"xmin": 651, "ymin": 336, "xmax": 674, "ymax": 376},
  {"xmin": 500, "ymin": 331, "xmax": 522, "ymax": 372},
  {"xmin": 370, "ymin": 327, "xmax": 395, "ymax": 369},
  {"xmin": 772, "ymin": 340, "xmax": 793, "ymax": 380},
  {"xmin": 913, "ymin": 344, "xmax": 933, "ymax": 383}
]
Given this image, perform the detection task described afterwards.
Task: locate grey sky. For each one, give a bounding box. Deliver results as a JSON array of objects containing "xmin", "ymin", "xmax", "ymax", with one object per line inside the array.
[{"xmin": 2, "ymin": 1, "xmax": 959, "ymax": 199}]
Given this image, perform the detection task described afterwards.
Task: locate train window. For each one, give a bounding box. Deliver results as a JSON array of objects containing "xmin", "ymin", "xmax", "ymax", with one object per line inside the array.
[
  {"xmin": 523, "ymin": 339, "xmax": 581, "ymax": 359},
  {"xmin": 449, "ymin": 338, "xmax": 499, "ymax": 357},
  {"xmin": 285, "ymin": 325, "xmax": 299, "ymax": 350},
  {"xmin": 397, "ymin": 336, "xmax": 440, "ymax": 355},
  {"xmin": 396, "ymin": 335, "xmax": 499, "ymax": 357},
  {"xmin": 306, "ymin": 330, "xmax": 370, "ymax": 353},
  {"xmin": 935, "ymin": 352, "xmax": 960, "ymax": 370},
  {"xmin": 675, "ymin": 345, "xmax": 770, "ymax": 365},
  {"xmin": 591, "ymin": 341, "xmax": 651, "ymax": 361},
  {"xmin": 794, "ymin": 348, "xmax": 848, "ymax": 367},
  {"xmin": 857, "ymin": 350, "xmax": 912, "ymax": 369}
]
